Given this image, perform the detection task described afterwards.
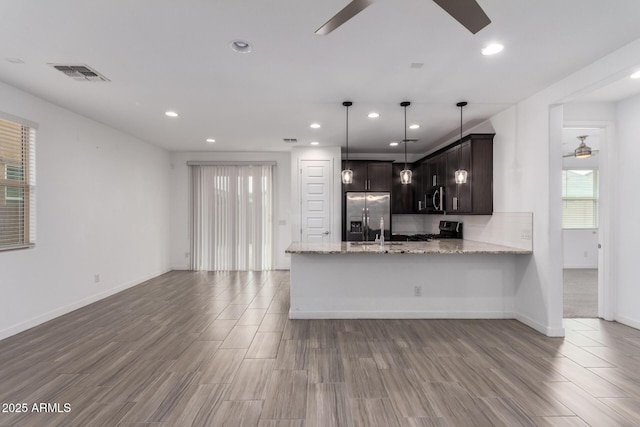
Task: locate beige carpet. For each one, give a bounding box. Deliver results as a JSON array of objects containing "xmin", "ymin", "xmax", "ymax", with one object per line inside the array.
[{"xmin": 563, "ymin": 268, "xmax": 598, "ymax": 318}]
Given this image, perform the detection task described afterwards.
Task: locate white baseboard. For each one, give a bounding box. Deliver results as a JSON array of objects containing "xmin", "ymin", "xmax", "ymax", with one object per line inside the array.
[
  {"xmin": 289, "ymin": 310, "xmax": 515, "ymax": 320},
  {"xmin": 171, "ymin": 264, "xmax": 191, "ymax": 270},
  {"xmin": 563, "ymin": 264, "xmax": 598, "ymax": 269},
  {"xmin": 515, "ymin": 312, "xmax": 565, "ymax": 337},
  {"xmin": 616, "ymin": 315, "xmax": 640, "ymax": 331},
  {"xmin": 0, "ymin": 268, "xmax": 171, "ymax": 341}
]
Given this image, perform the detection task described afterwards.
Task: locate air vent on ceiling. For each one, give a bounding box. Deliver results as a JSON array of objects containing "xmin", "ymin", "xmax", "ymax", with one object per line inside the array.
[
  {"xmin": 49, "ymin": 64, "xmax": 110, "ymax": 82},
  {"xmin": 283, "ymin": 138, "xmax": 298, "ymax": 143}
]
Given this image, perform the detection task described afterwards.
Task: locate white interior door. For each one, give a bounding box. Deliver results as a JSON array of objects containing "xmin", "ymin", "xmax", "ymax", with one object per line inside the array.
[{"xmin": 300, "ymin": 159, "xmax": 332, "ymax": 243}]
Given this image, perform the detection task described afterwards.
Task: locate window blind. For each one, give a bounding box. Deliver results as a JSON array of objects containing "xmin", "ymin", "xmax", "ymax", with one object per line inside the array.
[
  {"xmin": 562, "ymin": 169, "xmax": 598, "ymax": 229},
  {"xmin": 190, "ymin": 164, "xmax": 273, "ymax": 271},
  {"xmin": 0, "ymin": 117, "xmax": 36, "ymax": 250}
]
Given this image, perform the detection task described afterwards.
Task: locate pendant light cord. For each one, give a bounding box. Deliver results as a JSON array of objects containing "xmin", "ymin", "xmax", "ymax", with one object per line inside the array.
[
  {"xmin": 459, "ymin": 103, "xmax": 462, "ymax": 166},
  {"xmin": 404, "ymin": 105, "xmax": 408, "ymax": 168},
  {"xmin": 456, "ymin": 101, "xmax": 467, "ymax": 174},
  {"xmin": 346, "ymin": 104, "xmax": 349, "ymax": 166},
  {"xmin": 401, "ymin": 102, "xmax": 410, "ymax": 169},
  {"xmin": 343, "ymin": 101, "xmax": 352, "ymax": 168}
]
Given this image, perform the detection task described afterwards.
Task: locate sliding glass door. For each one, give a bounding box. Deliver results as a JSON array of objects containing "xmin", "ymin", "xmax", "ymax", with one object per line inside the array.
[{"xmin": 190, "ymin": 164, "xmax": 273, "ymax": 271}]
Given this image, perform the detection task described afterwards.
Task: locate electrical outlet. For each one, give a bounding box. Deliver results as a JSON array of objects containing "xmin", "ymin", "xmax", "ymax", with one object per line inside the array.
[
  {"xmin": 584, "ymin": 251, "xmax": 588, "ymax": 258},
  {"xmin": 521, "ymin": 230, "xmax": 531, "ymax": 240},
  {"xmin": 414, "ymin": 286, "xmax": 422, "ymax": 297},
  {"xmin": 185, "ymin": 252, "xmax": 190, "ymax": 259},
  {"xmin": 94, "ymin": 274, "xmax": 100, "ymax": 283}
]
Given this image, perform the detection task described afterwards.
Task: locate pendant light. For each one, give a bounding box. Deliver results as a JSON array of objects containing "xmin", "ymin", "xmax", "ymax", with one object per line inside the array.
[
  {"xmin": 341, "ymin": 101, "xmax": 353, "ymax": 184},
  {"xmin": 454, "ymin": 101, "xmax": 468, "ymax": 184},
  {"xmin": 400, "ymin": 101, "xmax": 412, "ymax": 185}
]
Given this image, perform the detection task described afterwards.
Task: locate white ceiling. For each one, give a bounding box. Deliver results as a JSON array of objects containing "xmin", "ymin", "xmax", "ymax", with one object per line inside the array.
[{"xmin": 2, "ymin": 0, "xmax": 640, "ymax": 154}]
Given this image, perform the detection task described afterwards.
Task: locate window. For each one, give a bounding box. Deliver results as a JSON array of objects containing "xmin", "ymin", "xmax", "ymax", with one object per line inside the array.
[
  {"xmin": 0, "ymin": 117, "xmax": 36, "ymax": 251},
  {"xmin": 562, "ymin": 169, "xmax": 598, "ymax": 229}
]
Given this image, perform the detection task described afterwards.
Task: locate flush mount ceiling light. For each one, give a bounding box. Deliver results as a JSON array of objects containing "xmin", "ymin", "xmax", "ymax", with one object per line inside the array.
[
  {"xmin": 310, "ymin": 123, "xmax": 321, "ymax": 129},
  {"xmin": 230, "ymin": 40, "xmax": 252, "ymax": 53},
  {"xmin": 389, "ymin": 141, "xmax": 399, "ymax": 147},
  {"xmin": 481, "ymin": 43, "xmax": 504, "ymax": 55},
  {"xmin": 409, "ymin": 124, "xmax": 420, "ymax": 129},
  {"xmin": 631, "ymin": 70, "xmax": 640, "ymax": 79},
  {"xmin": 400, "ymin": 101, "xmax": 412, "ymax": 185},
  {"xmin": 165, "ymin": 111, "xmax": 178, "ymax": 117},
  {"xmin": 454, "ymin": 101, "xmax": 468, "ymax": 184},
  {"xmin": 368, "ymin": 112, "xmax": 380, "ymax": 118},
  {"xmin": 311, "ymin": 141, "xmax": 320, "ymax": 145},
  {"xmin": 341, "ymin": 101, "xmax": 354, "ymax": 184},
  {"xmin": 206, "ymin": 138, "xmax": 216, "ymax": 143}
]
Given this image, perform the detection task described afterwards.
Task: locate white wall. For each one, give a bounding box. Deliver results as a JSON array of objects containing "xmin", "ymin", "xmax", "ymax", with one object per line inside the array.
[
  {"xmin": 169, "ymin": 151, "xmax": 291, "ymax": 270},
  {"xmin": 0, "ymin": 81, "xmax": 171, "ymax": 340},
  {"xmin": 482, "ymin": 37, "xmax": 640, "ymax": 336},
  {"xmin": 563, "ymin": 229, "xmax": 599, "ymax": 268},
  {"xmin": 614, "ymin": 94, "xmax": 640, "ymax": 328}
]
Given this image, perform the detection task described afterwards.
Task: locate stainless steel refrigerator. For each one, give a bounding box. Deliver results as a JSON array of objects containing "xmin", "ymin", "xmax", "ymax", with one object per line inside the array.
[{"xmin": 345, "ymin": 192, "xmax": 391, "ymax": 241}]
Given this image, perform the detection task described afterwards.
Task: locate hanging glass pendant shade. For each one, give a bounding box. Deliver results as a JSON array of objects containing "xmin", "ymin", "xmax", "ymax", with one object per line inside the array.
[
  {"xmin": 454, "ymin": 169, "xmax": 468, "ymax": 184},
  {"xmin": 400, "ymin": 168, "xmax": 412, "ymax": 184},
  {"xmin": 455, "ymin": 101, "xmax": 468, "ymax": 184},
  {"xmin": 400, "ymin": 101, "xmax": 412, "ymax": 185},
  {"xmin": 341, "ymin": 168, "xmax": 353, "ymax": 184},
  {"xmin": 341, "ymin": 101, "xmax": 353, "ymax": 184}
]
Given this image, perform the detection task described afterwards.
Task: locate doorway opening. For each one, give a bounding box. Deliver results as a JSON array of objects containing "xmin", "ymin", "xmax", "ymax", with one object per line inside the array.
[{"xmin": 561, "ymin": 127, "xmax": 601, "ymax": 318}]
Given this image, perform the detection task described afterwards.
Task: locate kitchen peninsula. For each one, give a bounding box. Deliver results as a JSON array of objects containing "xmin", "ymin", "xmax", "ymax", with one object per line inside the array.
[{"xmin": 285, "ymin": 239, "xmax": 532, "ymax": 320}]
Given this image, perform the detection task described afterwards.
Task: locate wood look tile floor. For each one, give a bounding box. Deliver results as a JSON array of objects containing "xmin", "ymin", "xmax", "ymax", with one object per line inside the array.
[{"xmin": 1, "ymin": 271, "xmax": 640, "ymax": 426}]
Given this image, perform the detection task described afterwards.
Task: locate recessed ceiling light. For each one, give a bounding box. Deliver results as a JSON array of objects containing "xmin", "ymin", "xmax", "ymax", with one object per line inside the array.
[
  {"xmin": 409, "ymin": 124, "xmax": 420, "ymax": 129},
  {"xmin": 310, "ymin": 141, "xmax": 319, "ymax": 145},
  {"xmin": 230, "ymin": 40, "xmax": 252, "ymax": 53},
  {"xmin": 631, "ymin": 70, "xmax": 640, "ymax": 79},
  {"xmin": 206, "ymin": 138, "xmax": 216, "ymax": 143},
  {"xmin": 482, "ymin": 43, "xmax": 504, "ymax": 56},
  {"xmin": 368, "ymin": 112, "xmax": 380, "ymax": 118},
  {"xmin": 165, "ymin": 111, "xmax": 178, "ymax": 117},
  {"xmin": 389, "ymin": 142, "xmax": 399, "ymax": 147},
  {"xmin": 310, "ymin": 123, "xmax": 321, "ymax": 129}
]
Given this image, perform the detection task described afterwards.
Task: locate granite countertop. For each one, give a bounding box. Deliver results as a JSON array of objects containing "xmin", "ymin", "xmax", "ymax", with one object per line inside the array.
[{"xmin": 285, "ymin": 240, "xmax": 532, "ymax": 255}]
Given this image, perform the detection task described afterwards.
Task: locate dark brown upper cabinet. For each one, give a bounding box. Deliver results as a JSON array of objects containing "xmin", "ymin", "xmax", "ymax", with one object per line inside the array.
[
  {"xmin": 415, "ymin": 133, "xmax": 494, "ymax": 215},
  {"xmin": 342, "ymin": 161, "xmax": 392, "ymax": 192},
  {"xmin": 392, "ymin": 163, "xmax": 416, "ymax": 214}
]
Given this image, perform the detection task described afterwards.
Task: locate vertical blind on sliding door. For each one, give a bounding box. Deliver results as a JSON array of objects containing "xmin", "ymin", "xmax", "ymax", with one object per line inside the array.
[{"xmin": 190, "ymin": 164, "xmax": 273, "ymax": 271}]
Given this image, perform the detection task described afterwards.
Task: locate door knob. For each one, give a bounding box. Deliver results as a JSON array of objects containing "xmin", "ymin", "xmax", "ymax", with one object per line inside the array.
[{"xmin": 323, "ymin": 231, "xmax": 330, "ymax": 235}]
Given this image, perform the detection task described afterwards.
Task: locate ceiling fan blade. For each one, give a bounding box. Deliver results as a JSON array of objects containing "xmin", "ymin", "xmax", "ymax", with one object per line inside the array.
[
  {"xmin": 432, "ymin": 0, "xmax": 491, "ymax": 34},
  {"xmin": 563, "ymin": 153, "xmax": 574, "ymax": 158},
  {"xmin": 315, "ymin": 0, "xmax": 374, "ymax": 35}
]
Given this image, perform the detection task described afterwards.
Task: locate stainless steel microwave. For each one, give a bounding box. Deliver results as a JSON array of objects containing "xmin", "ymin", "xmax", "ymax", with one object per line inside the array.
[{"xmin": 419, "ymin": 186, "xmax": 445, "ymax": 213}]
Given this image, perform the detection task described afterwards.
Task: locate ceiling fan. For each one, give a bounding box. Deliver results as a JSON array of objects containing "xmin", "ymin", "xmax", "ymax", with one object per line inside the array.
[
  {"xmin": 315, "ymin": 0, "xmax": 491, "ymax": 36},
  {"xmin": 563, "ymin": 135, "xmax": 599, "ymax": 159}
]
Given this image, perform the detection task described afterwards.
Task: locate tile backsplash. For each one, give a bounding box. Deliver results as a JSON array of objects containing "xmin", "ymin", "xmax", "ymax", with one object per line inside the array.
[
  {"xmin": 391, "ymin": 215, "xmax": 426, "ymax": 235},
  {"xmin": 392, "ymin": 212, "xmax": 533, "ymax": 251}
]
